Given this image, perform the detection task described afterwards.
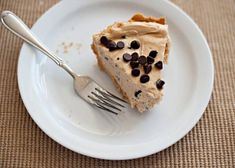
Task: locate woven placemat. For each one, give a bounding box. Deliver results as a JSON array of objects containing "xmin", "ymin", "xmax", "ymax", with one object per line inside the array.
[{"xmin": 0, "ymin": 0, "xmax": 234, "ymax": 167}]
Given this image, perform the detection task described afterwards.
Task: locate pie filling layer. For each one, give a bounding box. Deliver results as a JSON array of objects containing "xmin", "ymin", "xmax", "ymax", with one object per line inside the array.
[{"xmin": 91, "ymin": 13, "xmax": 171, "ymax": 112}]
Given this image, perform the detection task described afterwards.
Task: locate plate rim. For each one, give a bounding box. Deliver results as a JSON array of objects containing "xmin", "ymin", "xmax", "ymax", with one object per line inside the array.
[{"xmin": 17, "ymin": 0, "xmax": 214, "ymax": 160}]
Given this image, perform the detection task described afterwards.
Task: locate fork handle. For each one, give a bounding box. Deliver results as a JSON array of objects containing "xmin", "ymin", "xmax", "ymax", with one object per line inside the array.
[{"xmin": 1, "ymin": 10, "xmax": 75, "ymax": 78}]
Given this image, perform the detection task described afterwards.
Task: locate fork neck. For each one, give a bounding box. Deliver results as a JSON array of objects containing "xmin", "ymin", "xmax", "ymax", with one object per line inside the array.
[{"xmin": 60, "ymin": 62, "xmax": 76, "ymax": 79}]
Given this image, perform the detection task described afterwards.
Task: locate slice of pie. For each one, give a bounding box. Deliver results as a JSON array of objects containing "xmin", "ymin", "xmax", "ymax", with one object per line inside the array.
[{"xmin": 91, "ymin": 13, "xmax": 171, "ymax": 112}]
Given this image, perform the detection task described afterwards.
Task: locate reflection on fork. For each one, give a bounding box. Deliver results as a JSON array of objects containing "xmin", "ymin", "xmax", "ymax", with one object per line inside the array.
[{"xmin": 73, "ymin": 75, "xmax": 127, "ymax": 115}]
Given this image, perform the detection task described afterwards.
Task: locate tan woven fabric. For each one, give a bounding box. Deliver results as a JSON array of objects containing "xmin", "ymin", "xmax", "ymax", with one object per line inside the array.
[{"xmin": 0, "ymin": 0, "xmax": 234, "ymax": 167}]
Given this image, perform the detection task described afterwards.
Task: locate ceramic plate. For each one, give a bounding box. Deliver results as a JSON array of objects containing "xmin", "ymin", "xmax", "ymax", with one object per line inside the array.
[{"xmin": 17, "ymin": 0, "xmax": 214, "ymax": 160}]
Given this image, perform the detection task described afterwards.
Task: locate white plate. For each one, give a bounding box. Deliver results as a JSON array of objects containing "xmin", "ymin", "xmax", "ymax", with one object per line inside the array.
[{"xmin": 17, "ymin": 0, "xmax": 214, "ymax": 160}]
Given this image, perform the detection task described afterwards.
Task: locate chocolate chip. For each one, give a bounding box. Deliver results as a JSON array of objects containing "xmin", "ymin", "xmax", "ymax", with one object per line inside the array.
[
  {"xmin": 149, "ymin": 50, "xmax": 158, "ymax": 58},
  {"xmin": 107, "ymin": 41, "xmax": 117, "ymax": 51},
  {"xmin": 117, "ymin": 57, "xmax": 120, "ymax": 60},
  {"xmin": 130, "ymin": 61, "xmax": 139, "ymax": 69},
  {"xmin": 130, "ymin": 40, "xmax": 140, "ymax": 49},
  {"xmin": 155, "ymin": 61, "xmax": 163, "ymax": 69},
  {"xmin": 123, "ymin": 53, "xmax": 132, "ymax": 62},
  {"xmin": 135, "ymin": 90, "xmax": 142, "ymax": 98},
  {"xmin": 156, "ymin": 79, "xmax": 165, "ymax": 89},
  {"xmin": 131, "ymin": 52, "xmax": 139, "ymax": 61},
  {"xmin": 147, "ymin": 56, "xmax": 154, "ymax": 64},
  {"xmin": 117, "ymin": 41, "xmax": 125, "ymax": 49},
  {"xmin": 121, "ymin": 35, "xmax": 126, "ymax": 39},
  {"xmin": 138, "ymin": 56, "xmax": 147, "ymax": 65},
  {"xmin": 131, "ymin": 68, "xmax": 140, "ymax": 77},
  {"xmin": 104, "ymin": 56, "xmax": 109, "ymax": 60},
  {"xmin": 140, "ymin": 74, "xmax": 150, "ymax": 83},
  {"xmin": 100, "ymin": 36, "xmax": 109, "ymax": 46},
  {"xmin": 116, "ymin": 76, "xmax": 120, "ymax": 81},
  {"xmin": 144, "ymin": 64, "xmax": 152, "ymax": 74}
]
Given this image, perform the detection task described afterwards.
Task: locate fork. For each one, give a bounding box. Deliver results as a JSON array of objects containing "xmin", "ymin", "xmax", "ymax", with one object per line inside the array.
[{"xmin": 1, "ymin": 11, "xmax": 126, "ymax": 115}]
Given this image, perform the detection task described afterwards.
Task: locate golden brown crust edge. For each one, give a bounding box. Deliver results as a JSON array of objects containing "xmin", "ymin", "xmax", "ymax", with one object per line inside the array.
[
  {"xmin": 129, "ymin": 13, "xmax": 166, "ymax": 25},
  {"xmin": 91, "ymin": 43, "xmax": 103, "ymax": 70}
]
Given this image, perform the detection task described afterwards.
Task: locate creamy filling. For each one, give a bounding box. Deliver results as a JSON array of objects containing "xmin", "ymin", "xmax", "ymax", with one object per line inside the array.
[
  {"xmin": 93, "ymin": 20, "xmax": 170, "ymax": 112},
  {"xmin": 97, "ymin": 49, "xmax": 161, "ymax": 112}
]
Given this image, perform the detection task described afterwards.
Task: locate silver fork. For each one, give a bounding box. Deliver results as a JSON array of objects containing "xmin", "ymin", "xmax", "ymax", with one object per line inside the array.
[{"xmin": 1, "ymin": 11, "xmax": 126, "ymax": 115}]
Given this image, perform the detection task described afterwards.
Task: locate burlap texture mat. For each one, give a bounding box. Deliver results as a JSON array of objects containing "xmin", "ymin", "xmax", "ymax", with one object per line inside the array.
[{"xmin": 0, "ymin": 0, "xmax": 234, "ymax": 167}]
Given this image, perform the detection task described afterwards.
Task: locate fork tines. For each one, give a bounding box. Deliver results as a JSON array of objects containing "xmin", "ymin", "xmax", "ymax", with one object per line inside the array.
[{"xmin": 88, "ymin": 87, "xmax": 127, "ymax": 115}]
